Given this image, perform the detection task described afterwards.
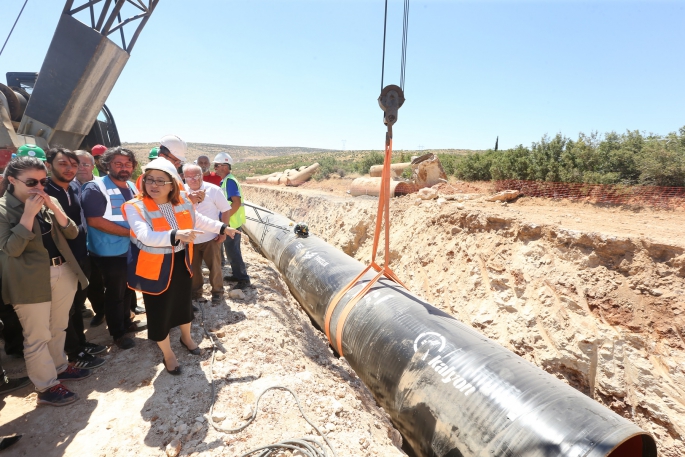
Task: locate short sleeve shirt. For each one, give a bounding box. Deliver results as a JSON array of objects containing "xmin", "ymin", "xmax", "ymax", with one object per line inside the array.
[
  {"xmin": 184, "ymin": 182, "xmax": 232, "ymax": 244},
  {"xmin": 81, "ymin": 179, "xmax": 135, "ymax": 257},
  {"xmin": 203, "ymin": 172, "xmax": 222, "ymax": 187},
  {"xmin": 81, "ymin": 180, "xmax": 135, "ymax": 219},
  {"xmin": 221, "ymin": 176, "xmax": 241, "ymax": 200}
]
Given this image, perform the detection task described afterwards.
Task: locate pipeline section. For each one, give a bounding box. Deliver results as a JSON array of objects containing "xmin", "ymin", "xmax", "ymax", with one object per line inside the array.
[
  {"xmin": 349, "ymin": 177, "xmax": 416, "ymax": 197},
  {"xmin": 241, "ymin": 202, "xmax": 657, "ymax": 457}
]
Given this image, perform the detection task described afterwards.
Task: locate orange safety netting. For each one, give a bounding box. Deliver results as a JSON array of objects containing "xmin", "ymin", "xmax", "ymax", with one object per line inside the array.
[{"xmin": 495, "ymin": 180, "xmax": 685, "ymax": 209}]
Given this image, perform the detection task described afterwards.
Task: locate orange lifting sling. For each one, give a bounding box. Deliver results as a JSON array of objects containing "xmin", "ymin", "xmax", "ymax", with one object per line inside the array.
[{"xmin": 324, "ymin": 85, "xmax": 408, "ymax": 357}]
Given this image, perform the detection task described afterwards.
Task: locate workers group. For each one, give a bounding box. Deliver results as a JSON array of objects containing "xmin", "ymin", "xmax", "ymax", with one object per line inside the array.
[{"xmin": 0, "ymin": 135, "xmax": 250, "ymax": 407}]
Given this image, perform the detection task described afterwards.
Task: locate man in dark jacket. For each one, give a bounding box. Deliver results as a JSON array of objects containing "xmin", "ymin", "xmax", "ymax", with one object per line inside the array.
[{"xmin": 45, "ymin": 148, "xmax": 106, "ymax": 368}]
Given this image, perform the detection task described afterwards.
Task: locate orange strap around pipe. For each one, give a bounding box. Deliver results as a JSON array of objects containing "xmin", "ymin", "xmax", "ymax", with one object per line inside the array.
[{"xmin": 324, "ymin": 132, "xmax": 409, "ymax": 357}]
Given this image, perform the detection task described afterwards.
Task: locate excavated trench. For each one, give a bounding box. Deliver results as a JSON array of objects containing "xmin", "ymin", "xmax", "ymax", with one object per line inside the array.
[{"xmin": 243, "ymin": 184, "xmax": 685, "ymax": 457}]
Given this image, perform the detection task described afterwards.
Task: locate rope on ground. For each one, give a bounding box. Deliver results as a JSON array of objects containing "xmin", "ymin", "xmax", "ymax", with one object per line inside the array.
[{"xmin": 197, "ymin": 303, "xmax": 337, "ymax": 457}]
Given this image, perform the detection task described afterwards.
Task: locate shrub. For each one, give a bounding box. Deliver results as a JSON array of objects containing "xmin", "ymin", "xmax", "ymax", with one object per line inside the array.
[
  {"xmin": 437, "ymin": 126, "xmax": 685, "ymax": 187},
  {"xmin": 355, "ymin": 151, "xmax": 385, "ymax": 174},
  {"xmin": 313, "ymin": 156, "xmax": 339, "ymax": 181}
]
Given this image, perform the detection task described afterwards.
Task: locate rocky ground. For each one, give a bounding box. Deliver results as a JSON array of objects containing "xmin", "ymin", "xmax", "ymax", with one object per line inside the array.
[
  {"xmin": 245, "ymin": 180, "xmax": 685, "ymax": 457},
  {"xmin": 0, "ymin": 241, "xmax": 406, "ymax": 457}
]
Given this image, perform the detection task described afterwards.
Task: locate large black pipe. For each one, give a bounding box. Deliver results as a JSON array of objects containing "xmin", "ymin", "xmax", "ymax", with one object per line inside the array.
[{"xmin": 242, "ymin": 202, "xmax": 657, "ymax": 457}]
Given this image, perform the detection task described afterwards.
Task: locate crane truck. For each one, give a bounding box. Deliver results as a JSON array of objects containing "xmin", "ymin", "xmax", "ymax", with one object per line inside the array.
[{"xmin": 0, "ymin": 0, "xmax": 159, "ymax": 168}]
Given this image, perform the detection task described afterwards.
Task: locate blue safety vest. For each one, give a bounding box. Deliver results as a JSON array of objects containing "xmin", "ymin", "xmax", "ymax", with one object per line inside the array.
[{"xmin": 86, "ymin": 175, "xmax": 138, "ymax": 256}]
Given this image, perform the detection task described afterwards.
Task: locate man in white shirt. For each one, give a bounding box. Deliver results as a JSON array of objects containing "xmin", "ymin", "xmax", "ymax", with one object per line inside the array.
[{"xmin": 183, "ymin": 164, "xmax": 232, "ymax": 304}]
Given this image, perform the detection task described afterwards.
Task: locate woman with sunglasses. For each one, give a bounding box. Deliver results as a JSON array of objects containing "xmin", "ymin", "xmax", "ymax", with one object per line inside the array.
[
  {"xmin": 0, "ymin": 156, "xmax": 89, "ymax": 407},
  {"xmin": 122, "ymin": 159, "xmax": 235, "ymax": 375}
]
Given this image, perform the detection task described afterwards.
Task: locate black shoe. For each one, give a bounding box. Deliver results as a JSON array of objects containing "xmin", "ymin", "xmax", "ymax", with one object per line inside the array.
[
  {"xmin": 132, "ymin": 306, "xmax": 146, "ymax": 315},
  {"xmin": 0, "ymin": 376, "xmax": 31, "ymax": 396},
  {"xmin": 69, "ymin": 351, "xmax": 105, "ymax": 369},
  {"xmin": 192, "ymin": 304, "xmax": 200, "ymax": 312},
  {"xmin": 127, "ymin": 321, "xmax": 147, "ymax": 333},
  {"xmin": 179, "ymin": 338, "xmax": 203, "ymax": 355},
  {"xmin": 81, "ymin": 307, "xmax": 95, "ymax": 318},
  {"xmin": 90, "ymin": 314, "xmax": 105, "ymax": 327},
  {"xmin": 0, "ymin": 435, "xmax": 22, "ymax": 451},
  {"xmin": 162, "ymin": 358, "xmax": 181, "ymax": 375},
  {"xmin": 36, "ymin": 383, "xmax": 78, "ymax": 406},
  {"xmin": 234, "ymin": 280, "xmax": 251, "ymax": 290},
  {"xmin": 83, "ymin": 342, "xmax": 106, "ymax": 355},
  {"xmin": 57, "ymin": 366, "xmax": 91, "ymax": 381},
  {"xmin": 223, "ymin": 275, "xmax": 239, "ymax": 283},
  {"xmin": 211, "ymin": 293, "xmax": 223, "ymax": 304},
  {"xmin": 114, "ymin": 336, "xmax": 135, "ymax": 350}
]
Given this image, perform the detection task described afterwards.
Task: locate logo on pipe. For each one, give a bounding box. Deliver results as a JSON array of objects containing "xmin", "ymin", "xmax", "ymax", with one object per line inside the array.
[{"xmin": 414, "ymin": 332, "xmax": 476, "ymax": 397}]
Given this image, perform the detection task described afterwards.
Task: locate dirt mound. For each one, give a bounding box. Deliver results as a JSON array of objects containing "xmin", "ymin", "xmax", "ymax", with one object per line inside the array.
[
  {"xmin": 245, "ymin": 184, "xmax": 685, "ymax": 457},
  {"xmin": 0, "ymin": 243, "xmax": 405, "ymax": 456}
]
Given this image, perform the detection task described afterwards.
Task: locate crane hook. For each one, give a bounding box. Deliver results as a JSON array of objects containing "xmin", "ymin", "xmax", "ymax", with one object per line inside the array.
[{"xmin": 378, "ymin": 84, "xmax": 405, "ymax": 127}]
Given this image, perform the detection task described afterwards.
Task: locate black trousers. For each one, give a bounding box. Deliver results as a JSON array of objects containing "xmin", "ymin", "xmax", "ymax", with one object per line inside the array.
[
  {"xmin": 0, "ymin": 268, "xmax": 21, "ymax": 357},
  {"xmin": 64, "ymin": 257, "xmax": 89, "ymax": 355},
  {"xmin": 0, "ymin": 318, "xmax": 6, "ymax": 388},
  {"xmin": 93, "ymin": 256, "xmax": 133, "ymax": 340},
  {"xmin": 0, "ymin": 304, "xmax": 22, "ymax": 357},
  {"xmin": 87, "ymin": 256, "xmax": 106, "ymax": 316}
]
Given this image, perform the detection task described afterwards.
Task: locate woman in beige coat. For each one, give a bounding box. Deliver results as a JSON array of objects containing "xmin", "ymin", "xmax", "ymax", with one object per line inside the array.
[{"xmin": 0, "ymin": 157, "xmax": 89, "ymax": 407}]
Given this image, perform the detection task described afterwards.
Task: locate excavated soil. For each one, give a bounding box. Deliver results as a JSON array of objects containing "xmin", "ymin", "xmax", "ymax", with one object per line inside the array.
[
  {"xmin": 245, "ymin": 182, "xmax": 685, "ymax": 457},
  {"xmin": 0, "ymin": 243, "xmax": 405, "ymax": 457}
]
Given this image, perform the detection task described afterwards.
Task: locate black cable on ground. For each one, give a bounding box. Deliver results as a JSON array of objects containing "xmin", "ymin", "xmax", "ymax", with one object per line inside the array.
[{"xmin": 198, "ymin": 303, "xmax": 337, "ymax": 457}]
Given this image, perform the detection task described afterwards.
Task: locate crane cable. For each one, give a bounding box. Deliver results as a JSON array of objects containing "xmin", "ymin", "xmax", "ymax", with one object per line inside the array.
[
  {"xmin": 400, "ymin": 0, "xmax": 410, "ymax": 91},
  {"xmin": 0, "ymin": 0, "xmax": 29, "ymax": 58},
  {"xmin": 324, "ymin": 1, "xmax": 410, "ymax": 358}
]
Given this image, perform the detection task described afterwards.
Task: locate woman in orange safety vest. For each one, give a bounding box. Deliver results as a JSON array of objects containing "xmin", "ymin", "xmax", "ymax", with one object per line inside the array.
[{"xmin": 122, "ymin": 159, "xmax": 235, "ymax": 375}]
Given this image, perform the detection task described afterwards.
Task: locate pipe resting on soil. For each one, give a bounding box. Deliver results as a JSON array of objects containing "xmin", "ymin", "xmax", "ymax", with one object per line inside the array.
[{"xmin": 242, "ymin": 201, "xmax": 658, "ymax": 457}]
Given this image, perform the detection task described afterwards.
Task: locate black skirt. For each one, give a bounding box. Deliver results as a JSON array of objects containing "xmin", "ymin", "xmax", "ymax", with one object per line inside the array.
[{"xmin": 143, "ymin": 250, "xmax": 193, "ymax": 341}]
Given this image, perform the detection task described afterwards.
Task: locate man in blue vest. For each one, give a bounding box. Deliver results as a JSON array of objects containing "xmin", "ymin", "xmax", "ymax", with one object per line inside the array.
[
  {"xmin": 213, "ymin": 152, "xmax": 250, "ymax": 290},
  {"xmin": 81, "ymin": 147, "xmax": 147, "ymax": 349}
]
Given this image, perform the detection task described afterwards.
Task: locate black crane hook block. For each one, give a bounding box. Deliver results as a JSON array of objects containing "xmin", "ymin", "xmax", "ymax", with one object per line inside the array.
[{"xmin": 378, "ymin": 85, "xmax": 405, "ymax": 127}]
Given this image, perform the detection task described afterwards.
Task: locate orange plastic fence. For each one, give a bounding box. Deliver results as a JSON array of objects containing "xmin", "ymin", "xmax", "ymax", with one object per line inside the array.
[{"xmin": 495, "ymin": 180, "xmax": 685, "ymax": 209}]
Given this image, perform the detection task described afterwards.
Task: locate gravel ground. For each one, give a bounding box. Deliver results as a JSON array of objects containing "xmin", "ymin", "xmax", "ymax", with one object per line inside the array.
[{"xmin": 0, "ymin": 237, "xmax": 406, "ymax": 457}]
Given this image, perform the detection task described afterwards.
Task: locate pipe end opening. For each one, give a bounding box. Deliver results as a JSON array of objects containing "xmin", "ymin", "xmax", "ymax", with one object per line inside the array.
[{"xmin": 607, "ymin": 434, "xmax": 657, "ymax": 457}]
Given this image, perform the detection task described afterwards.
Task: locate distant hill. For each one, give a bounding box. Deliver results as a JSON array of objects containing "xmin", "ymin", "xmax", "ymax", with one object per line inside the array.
[{"xmin": 122, "ymin": 142, "xmax": 338, "ymax": 165}]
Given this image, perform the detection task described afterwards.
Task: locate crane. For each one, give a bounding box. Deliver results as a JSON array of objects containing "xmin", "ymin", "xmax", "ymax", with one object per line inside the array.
[{"xmin": 0, "ymin": 0, "xmax": 159, "ymax": 168}]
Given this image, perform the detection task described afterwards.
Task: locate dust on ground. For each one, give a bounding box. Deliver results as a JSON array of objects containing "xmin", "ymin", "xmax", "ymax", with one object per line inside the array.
[
  {"xmin": 0, "ymin": 239, "xmax": 405, "ymax": 457},
  {"xmin": 244, "ymin": 180, "xmax": 685, "ymax": 457}
]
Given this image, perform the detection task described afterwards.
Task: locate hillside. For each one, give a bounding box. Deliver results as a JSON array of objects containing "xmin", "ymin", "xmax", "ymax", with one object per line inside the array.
[
  {"xmin": 122, "ymin": 142, "xmax": 337, "ymax": 166},
  {"xmin": 122, "ymin": 142, "xmax": 481, "ymax": 180}
]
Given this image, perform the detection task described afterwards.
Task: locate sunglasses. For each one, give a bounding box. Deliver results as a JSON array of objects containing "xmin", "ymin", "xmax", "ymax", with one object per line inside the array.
[{"xmin": 16, "ymin": 177, "xmax": 49, "ymax": 187}]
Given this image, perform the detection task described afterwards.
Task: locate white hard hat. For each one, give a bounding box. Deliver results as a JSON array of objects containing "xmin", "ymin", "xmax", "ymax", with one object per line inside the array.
[
  {"xmin": 213, "ymin": 152, "xmax": 233, "ymax": 165},
  {"xmin": 143, "ymin": 158, "xmax": 183, "ymax": 185},
  {"xmin": 159, "ymin": 134, "xmax": 187, "ymax": 162}
]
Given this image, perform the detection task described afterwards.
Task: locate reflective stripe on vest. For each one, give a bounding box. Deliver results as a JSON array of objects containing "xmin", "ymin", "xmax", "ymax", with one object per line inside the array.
[
  {"xmin": 94, "ymin": 175, "xmax": 138, "ymax": 222},
  {"xmin": 122, "ymin": 193, "xmax": 195, "ymax": 295},
  {"xmin": 87, "ymin": 176, "xmax": 138, "ymax": 257},
  {"xmin": 221, "ymin": 174, "xmax": 246, "ymax": 229}
]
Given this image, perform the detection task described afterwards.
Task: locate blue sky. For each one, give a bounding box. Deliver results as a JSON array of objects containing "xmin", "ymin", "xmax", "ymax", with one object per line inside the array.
[{"xmin": 2, "ymin": 0, "xmax": 684, "ymax": 151}]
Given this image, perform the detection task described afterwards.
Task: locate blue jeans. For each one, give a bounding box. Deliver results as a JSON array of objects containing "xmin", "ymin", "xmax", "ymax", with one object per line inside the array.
[{"xmin": 223, "ymin": 230, "xmax": 249, "ymax": 282}]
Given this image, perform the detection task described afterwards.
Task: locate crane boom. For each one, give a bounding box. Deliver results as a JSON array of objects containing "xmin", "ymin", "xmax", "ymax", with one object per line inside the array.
[{"xmin": 0, "ymin": 0, "xmax": 158, "ymax": 164}]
